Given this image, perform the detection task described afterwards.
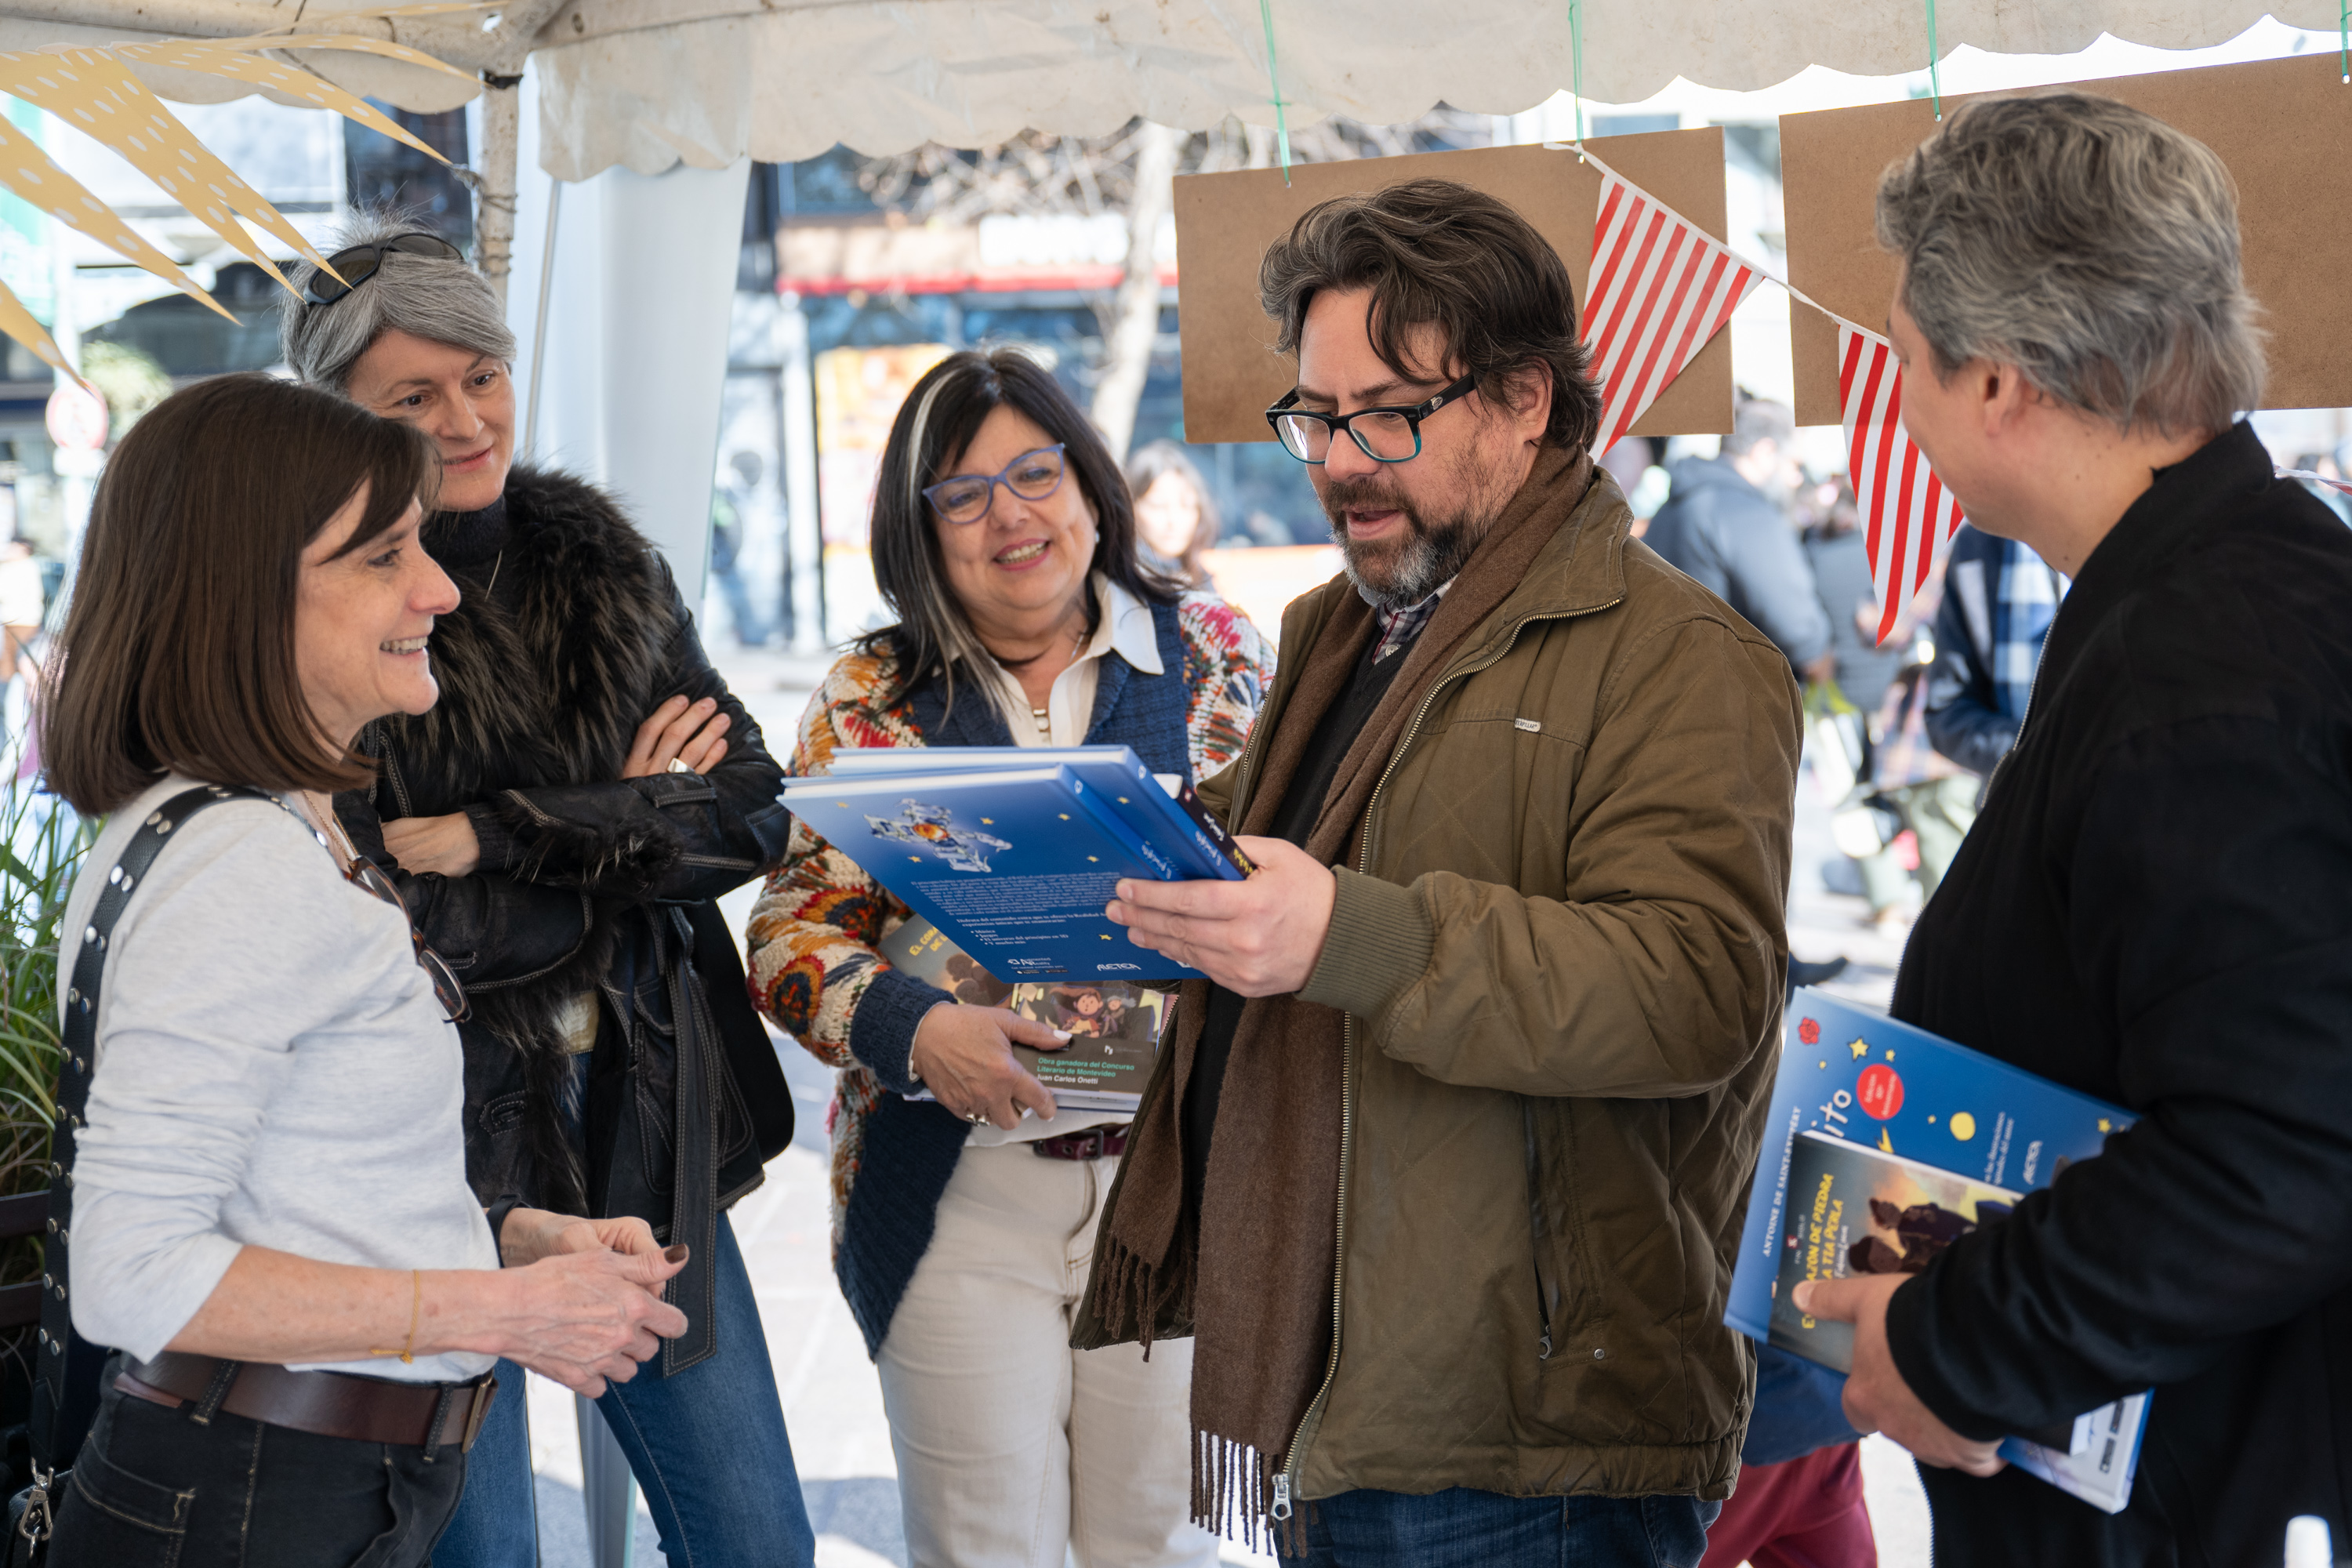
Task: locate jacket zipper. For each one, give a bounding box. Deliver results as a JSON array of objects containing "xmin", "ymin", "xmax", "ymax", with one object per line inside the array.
[
  {"xmin": 1525, "ymin": 1101, "xmax": 1558, "ymax": 1361},
  {"xmin": 1271, "ymin": 599, "xmax": 1617, "ymax": 1515}
]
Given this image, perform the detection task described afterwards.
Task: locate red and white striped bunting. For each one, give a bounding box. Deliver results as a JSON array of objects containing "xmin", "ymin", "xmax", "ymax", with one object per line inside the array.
[
  {"xmin": 1584, "ymin": 169, "xmax": 1762, "ymax": 456},
  {"xmin": 2280, "ymin": 466, "xmax": 2352, "ymax": 499},
  {"xmin": 1838, "ymin": 324, "xmax": 1966, "ymax": 648}
]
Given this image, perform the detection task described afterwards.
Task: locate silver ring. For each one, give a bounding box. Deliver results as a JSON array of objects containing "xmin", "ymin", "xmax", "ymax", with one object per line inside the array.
[
  {"xmin": 666, "ymin": 757, "xmax": 693, "ymax": 774},
  {"xmin": 967, "ymin": 1112, "xmax": 989, "ymax": 1125}
]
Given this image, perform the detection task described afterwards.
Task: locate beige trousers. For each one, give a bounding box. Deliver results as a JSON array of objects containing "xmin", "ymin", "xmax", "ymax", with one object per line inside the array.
[{"xmin": 877, "ymin": 1142, "xmax": 1219, "ymax": 1568}]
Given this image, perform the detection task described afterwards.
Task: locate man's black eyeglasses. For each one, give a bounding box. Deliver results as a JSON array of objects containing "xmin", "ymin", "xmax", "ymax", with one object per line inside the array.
[
  {"xmin": 343, "ymin": 855, "xmax": 471, "ymax": 1024},
  {"xmin": 303, "ymin": 233, "xmax": 466, "ymax": 308},
  {"xmin": 1265, "ymin": 372, "xmax": 1480, "ymax": 464}
]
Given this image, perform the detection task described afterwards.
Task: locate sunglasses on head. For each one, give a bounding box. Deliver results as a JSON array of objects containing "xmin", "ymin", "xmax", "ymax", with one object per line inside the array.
[{"xmin": 302, "ymin": 233, "xmax": 466, "ymax": 308}]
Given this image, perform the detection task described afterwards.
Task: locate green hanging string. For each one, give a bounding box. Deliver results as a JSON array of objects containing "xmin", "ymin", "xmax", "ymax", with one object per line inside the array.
[
  {"xmin": 2339, "ymin": 0, "xmax": 2348, "ymax": 85},
  {"xmin": 1570, "ymin": 0, "xmax": 1587, "ymax": 158},
  {"xmin": 1925, "ymin": 0, "xmax": 1944, "ymax": 119},
  {"xmin": 1258, "ymin": 0, "xmax": 1292, "ymax": 185}
]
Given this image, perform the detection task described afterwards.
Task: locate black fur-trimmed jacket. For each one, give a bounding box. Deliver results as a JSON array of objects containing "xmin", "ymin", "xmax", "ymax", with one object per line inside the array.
[{"xmin": 334, "ymin": 466, "xmax": 793, "ymax": 1371}]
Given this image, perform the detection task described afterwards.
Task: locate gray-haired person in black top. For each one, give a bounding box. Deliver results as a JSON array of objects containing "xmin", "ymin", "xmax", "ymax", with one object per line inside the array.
[{"xmin": 1791, "ymin": 93, "xmax": 2352, "ymax": 1566}]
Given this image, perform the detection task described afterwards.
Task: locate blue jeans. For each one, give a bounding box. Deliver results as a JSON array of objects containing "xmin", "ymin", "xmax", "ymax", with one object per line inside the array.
[
  {"xmin": 1276, "ymin": 1486, "xmax": 1720, "ymax": 1568},
  {"xmin": 434, "ymin": 1214, "xmax": 815, "ymax": 1567}
]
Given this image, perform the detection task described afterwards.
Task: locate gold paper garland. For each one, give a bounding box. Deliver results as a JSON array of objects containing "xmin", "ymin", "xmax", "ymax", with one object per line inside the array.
[{"xmin": 0, "ymin": 24, "xmax": 473, "ymax": 380}]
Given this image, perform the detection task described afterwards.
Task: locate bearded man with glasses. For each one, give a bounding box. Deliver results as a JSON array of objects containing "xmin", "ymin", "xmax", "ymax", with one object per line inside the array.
[{"xmin": 1080, "ymin": 178, "xmax": 1803, "ymax": 1567}]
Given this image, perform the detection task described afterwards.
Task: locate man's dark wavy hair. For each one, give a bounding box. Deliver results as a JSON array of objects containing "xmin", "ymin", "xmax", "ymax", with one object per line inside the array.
[{"xmin": 1258, "ymin": 178, "xmax": 1602, "ymax": 453}]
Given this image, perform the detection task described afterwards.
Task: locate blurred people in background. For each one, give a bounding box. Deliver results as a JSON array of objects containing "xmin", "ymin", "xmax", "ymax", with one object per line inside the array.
[
  {"xmin": 2290, "ymin": 446, "xmax": 2350, "ymax": 525},
  {"xmin": 1857, "ymin": 645, "xmax": 1977, "ymax": 932},
  {"xmin": 1924, "ymin": 523, "xmax": 2067, "ymax": 780},
  {"xmin": 710, "ymin": 448, "xmax": 771, "ymax": 647},
  {"xmin": 1645, "ymin": 399, "xmax": 1836, "ymax": 684},
  {"xmin": 1599, "ymin": 434, "xmax": 1669, "ymax": 530},
  {"xmin": 1125, "ymin": 438, "xmax": 1221, "ymax": 586},
  {"xmin": 0, "ymin": 536, "xmax": 44, "ymax": 755},
  {"xmin": 1802, "ymin": 479, "xmax": 1907, "ymax": 712}
]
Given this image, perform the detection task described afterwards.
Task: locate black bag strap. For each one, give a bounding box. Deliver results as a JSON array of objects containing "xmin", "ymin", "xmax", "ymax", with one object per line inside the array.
[{"xmin": 30, "ymin": 785, "xmax": 275, "ymax": 1474}]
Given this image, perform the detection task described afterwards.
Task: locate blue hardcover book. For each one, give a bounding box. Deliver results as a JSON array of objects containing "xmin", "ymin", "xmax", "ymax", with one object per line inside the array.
[
  {"xmin": 1733, "ymin": 989, "xmax": 2150, "ymax": 1515},
  {"xmin": 778, "ymin": 764, "xmax": 1202, "ymax": 981},
  {"xmin": 1730, "ymin": 988, "xmax": 2137, "ymax": 1341},
  {"xmin": 830, "ymin": 745, "xmax": 1248, "ymax": 881}
]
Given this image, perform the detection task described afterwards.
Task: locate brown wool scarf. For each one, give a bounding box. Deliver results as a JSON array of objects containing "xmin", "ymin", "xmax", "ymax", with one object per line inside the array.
[{"xmin": 1091, "ymin": 444, "xmax": 1596, "ymax": 1534}]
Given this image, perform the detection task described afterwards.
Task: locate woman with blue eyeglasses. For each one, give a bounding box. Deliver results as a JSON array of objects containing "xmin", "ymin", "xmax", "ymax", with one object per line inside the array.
[{"xmin": 746, "ymin": 347, "xmax": 1272, "ymax": 1567}]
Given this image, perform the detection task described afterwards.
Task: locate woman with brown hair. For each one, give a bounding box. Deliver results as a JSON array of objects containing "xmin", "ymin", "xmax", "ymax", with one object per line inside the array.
[
  {"xmin": 36, "ymin": 374, "xmax": 685, "ymax": 1568},
  {"xmin": 746, "ymin": 347, "xmax": 1272, "ymax": 1568},
  {"xmin": 1125, "ymin": 438, "xmax": 1221, "ymax": 588}
]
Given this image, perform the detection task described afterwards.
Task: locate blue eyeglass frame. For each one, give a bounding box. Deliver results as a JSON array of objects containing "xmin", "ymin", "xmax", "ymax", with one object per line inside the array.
[
  {"xmin": 1265, "ymin": 372, "xmax": 1481, "ymax": 464},
  {"xmin": 921, "ymin": 444, "xmax": 1070, "ymax": 523}
]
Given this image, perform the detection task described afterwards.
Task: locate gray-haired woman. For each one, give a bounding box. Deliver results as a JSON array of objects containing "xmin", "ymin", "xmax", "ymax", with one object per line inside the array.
[{"xmin": 277, "ymin": 216, "xmax": 813, "ymax": 1568}]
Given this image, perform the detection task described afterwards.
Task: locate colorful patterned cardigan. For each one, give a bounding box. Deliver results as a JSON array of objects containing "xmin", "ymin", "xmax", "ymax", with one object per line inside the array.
[{"xmin": 746, "ymin": 591, "xmax": 1273, "ymax": 1354}]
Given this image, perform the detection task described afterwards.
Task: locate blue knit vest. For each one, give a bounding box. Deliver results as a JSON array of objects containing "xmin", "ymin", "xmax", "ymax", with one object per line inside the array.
[{"xmin": 835, "ymin": 597, "xmax": 1192, "ymax": 1356}]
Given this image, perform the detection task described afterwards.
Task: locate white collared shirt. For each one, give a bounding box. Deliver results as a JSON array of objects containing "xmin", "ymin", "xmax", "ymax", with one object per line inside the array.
[{"xmin": 980, "ymin": 573, "xmax": 1162, "ymax": 750}]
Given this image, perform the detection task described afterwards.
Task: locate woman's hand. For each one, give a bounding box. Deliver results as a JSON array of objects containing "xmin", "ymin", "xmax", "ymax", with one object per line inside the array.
[
  {"xmin": 498, "ymin": 1207, "xmax": 663, "ymax": 1270},
  {"xmin": 623, "ymin": 695, "xmax": 731, "ymax": 779},
  {"xmin": 488, "ymin": 1245, "xmax": 692, "ymax": 1398},
  {"xmin": 909, "ymin": 1004, "xmax": 1072, "ymax": 1129},
  {"xmin": 382, "ymin": 813, "xmax": 482, "ymax": 878}
]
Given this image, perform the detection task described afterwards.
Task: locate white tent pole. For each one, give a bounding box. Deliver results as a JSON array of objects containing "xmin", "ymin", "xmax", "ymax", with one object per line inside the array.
[
  {"xmin": 471, "ymin": 0, "xmax": 567, "ymax": 303},
  {"xmin": 524, "ymin": 176, "xmax": 562, "ymax": 460}
]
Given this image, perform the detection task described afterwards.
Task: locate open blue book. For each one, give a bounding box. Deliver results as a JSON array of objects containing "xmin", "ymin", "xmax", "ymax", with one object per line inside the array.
[
  {"xmin": 779, "ymin": 746, "xmax": 1245, "ymax": 982},
  {"xmin": 1731, "ymin": 988, "xmax": 2151, "ymax": 1514}
]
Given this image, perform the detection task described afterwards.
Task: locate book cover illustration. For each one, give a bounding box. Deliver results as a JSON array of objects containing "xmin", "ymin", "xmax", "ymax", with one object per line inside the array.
[
  {"xmin": 880, "ymin": 916, "xmax": 1166, "ymax": 1111},
  {"xmin": 1766, "ymin": 1131, "xmax": 2147, "ymax": 1515},
  {"xmin": 778, "ymin": 763, "xmax": 1203, "ymax": 980},
  {"xmin": 1728, "ymin": 988, "xmax": 2136, "ymax": 1341},
  {"xmin": 1768, "ymin": 1132, "xmax": 2020, "ymax": 1374},
  {"xmin": 828, "ymin": 744, "xmax": 1248, "ymax": 881}
]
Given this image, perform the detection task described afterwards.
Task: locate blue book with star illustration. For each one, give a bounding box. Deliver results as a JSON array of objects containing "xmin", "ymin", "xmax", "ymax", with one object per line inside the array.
[
  {"xmin": 1730, "ymin": 988, "xmax": 2149, "ymax": 1514},
  {"xmin": 1729, "ymin": 988, "xmax": 2136, "ymax": 1341},
  {"xmin": 826, "ymin": 745, "xmax": 1254, "ymax": 880},
  {"xmin": 777, "ymin": 763, "xmax": 1206, "ymax": 982}
]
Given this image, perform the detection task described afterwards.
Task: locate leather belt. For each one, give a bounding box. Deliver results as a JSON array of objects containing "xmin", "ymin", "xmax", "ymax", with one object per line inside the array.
[
  {"xmin": 1033, "ymin": 1126, "xmax": 1129, "ymax": 1161},
  {"xmin": 116, "ymin": 1353, "xmax": 497, "ymax": 1452}
]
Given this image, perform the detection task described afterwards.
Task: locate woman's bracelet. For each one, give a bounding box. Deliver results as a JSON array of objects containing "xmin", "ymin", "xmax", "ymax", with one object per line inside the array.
[{"xmin": 369, "ymin": 1269, "xmax": 422, "ymax": 1364}]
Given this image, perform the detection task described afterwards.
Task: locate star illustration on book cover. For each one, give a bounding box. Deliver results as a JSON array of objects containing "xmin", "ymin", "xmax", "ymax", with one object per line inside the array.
[{"xmin": 866, "ymin": 799, "xmax": 1012, "ymax": 873}]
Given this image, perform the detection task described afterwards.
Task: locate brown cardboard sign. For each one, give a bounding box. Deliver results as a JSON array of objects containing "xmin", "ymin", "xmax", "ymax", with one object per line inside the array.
[
  {"xmin": 1174, "ymin": 129, "xmax": 1735, "ymax": 445},
  {"xmin": 1781, "ymin": 55, "xmax": 2352, "ymax": 426}
]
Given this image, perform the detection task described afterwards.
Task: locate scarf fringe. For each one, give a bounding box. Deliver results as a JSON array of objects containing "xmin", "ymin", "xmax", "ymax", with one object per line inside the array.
[
  {"xmin": 1089, "ymin": 1211, "xmax": 1194, "ymax": 1355},
  {"xmin": 1193, "ymin": 1431, "xmax": 1301, "ymax": 1555}
]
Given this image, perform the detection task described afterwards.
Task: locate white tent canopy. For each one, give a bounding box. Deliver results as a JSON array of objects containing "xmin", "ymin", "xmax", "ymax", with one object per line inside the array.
[{"xmin": 0, "ymin": 0, "xmax": 2345, "ymax": 176}]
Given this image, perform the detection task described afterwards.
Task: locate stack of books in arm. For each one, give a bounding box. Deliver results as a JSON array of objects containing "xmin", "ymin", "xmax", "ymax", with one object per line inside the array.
[
  {"xmin": 1727, "ymin": 988, "xmax": 2151, "ymax": 1514},
  {"xmin": 777, "ymin": 744, "xmax": 1250, "ymax": 985}
]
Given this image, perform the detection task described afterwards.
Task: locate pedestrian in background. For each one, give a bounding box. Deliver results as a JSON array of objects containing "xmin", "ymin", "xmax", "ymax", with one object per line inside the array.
[
  {"xmin": 1645, "ymin": 397, "xmax": 1836, "ymax": 686},
  {"xmin": 1796, "ymin": 91, "xmax": 2352, "ymax": 1565},
  {"xmin": 1924, "ymin": 523, "xmax": 2066, "ymax": 782},
  {"xmin": 1127, "ymin": 437, "xmax": 1222, "ymax": 588}
]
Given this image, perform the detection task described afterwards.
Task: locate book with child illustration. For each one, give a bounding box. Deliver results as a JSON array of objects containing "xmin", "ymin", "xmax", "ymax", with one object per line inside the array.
[
  {"xmin": 1732, "ymin": 989, "xmax": 2150, "ymax": 1515},
  {"xmin": 880, "ymin": 916, "xmax": 1167, "ymax": 1111},
  {"xmin": 1768, "ymin": 1131, "xmax": 2020, "ymax": 1373},
  {"xmin": 778, "ymin": 745, "xmax": 1247, "ymax": 982}
]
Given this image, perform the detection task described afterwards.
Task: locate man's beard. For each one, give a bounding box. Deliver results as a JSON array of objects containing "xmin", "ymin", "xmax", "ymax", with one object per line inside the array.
[{"xmin": 1322, "ymin": 475, "xmax": 1488, "ymax": 611}]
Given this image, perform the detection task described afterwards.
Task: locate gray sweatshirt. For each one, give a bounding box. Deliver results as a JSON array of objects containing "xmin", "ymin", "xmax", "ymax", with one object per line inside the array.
[{"xmin": 61, "ymin": 776, "xmax": 498, "ymax": 1383}]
